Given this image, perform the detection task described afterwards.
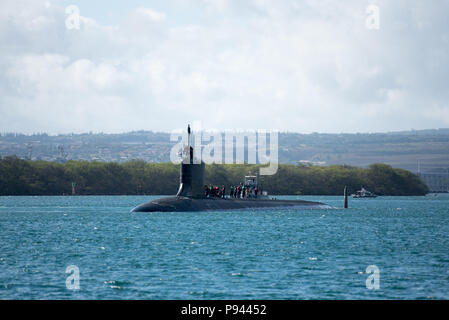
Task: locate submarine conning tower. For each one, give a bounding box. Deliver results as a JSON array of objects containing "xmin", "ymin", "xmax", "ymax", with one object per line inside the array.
[{"xmin": 176, "ymin": 125, "xmax": 205, "ymax": 198}]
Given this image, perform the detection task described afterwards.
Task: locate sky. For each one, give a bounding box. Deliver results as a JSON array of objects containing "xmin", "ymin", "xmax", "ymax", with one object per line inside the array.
[{"xmin": 1, "ymin": 0, "xmax": 449, "ymax": 134}]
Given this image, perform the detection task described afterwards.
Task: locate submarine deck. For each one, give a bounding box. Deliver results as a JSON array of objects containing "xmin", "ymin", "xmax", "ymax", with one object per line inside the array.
[{"xmin": 131, "ymin": 196, "xmax": 329, "ymax": 212}]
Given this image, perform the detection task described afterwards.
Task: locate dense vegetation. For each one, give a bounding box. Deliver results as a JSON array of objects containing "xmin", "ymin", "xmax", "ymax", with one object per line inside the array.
[{"xmin": 0, "ymin": 157, "xmax": 428, "ymax": 196}]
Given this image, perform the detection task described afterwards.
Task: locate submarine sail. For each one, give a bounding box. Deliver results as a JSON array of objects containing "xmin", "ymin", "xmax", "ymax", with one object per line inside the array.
[{"xmin": 176, "ymin": 124, "xmax": 205, "ymax": 198}]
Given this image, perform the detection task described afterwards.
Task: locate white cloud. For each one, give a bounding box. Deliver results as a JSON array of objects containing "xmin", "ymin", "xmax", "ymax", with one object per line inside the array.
[
  {"xmin": 135, "ymin": 8, "xmax": 166, "ymax": 22},
  {"xmin": 0, "ymin": 0, "xmax": 449, "ymax": 133}
]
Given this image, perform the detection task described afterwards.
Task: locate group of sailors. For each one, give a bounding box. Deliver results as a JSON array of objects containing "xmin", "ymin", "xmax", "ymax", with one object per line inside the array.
[
  {"xmin": 230, "ymin": 184, "xmax": 260, "ymax": 199},
  {"xmin": 204, "ymin": 185, "xmax": 226, "ymax": 198},
  {"xmin": 204, "ymin": 184, "xmax": 262, "ymax": 199}
]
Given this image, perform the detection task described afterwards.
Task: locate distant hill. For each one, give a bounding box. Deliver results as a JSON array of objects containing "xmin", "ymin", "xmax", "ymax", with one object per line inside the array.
[{"xmin": 1, "ymin": 128, "xmax": 449, "ymax": 174}]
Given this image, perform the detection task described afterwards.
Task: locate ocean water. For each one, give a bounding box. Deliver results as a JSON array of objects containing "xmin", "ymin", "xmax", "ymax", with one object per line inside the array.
[{"xmin": 0, "ymin": 195, "xmax": 448, "ymax": 300}]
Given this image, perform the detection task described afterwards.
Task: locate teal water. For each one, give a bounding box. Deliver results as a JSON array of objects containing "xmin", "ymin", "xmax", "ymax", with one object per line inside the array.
[{"xmin": 0, "ymin": 195, "xmax": 448, "ymax": 299}]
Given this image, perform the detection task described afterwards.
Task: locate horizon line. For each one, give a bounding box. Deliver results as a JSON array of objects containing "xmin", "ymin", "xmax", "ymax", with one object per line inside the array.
[{"xmin": 1, "ymin": 127, "xmax": 449, "ymax": 137}]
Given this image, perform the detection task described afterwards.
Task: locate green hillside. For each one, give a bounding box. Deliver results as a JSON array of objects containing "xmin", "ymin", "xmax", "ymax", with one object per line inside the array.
[{"xmin": 0, "ymin": 157, "xmax": 428, "ymax": 196}]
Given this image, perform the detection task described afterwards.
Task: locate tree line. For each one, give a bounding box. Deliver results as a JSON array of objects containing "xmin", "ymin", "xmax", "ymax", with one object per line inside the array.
[{"xmin": 0, "ymin": 156, "xmax": 428, "ymax": 196}]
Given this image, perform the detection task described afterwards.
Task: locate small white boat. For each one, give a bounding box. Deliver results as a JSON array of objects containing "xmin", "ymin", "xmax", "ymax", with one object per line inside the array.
[{"xmin": 352, "ymin": 187, "xmax": 377, "ymax": 198}]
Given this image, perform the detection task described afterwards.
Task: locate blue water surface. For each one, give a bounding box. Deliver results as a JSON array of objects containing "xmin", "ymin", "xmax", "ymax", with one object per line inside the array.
[{"xmin": 0, "ymin": 195, "xmax": 448, "ymax": 299}]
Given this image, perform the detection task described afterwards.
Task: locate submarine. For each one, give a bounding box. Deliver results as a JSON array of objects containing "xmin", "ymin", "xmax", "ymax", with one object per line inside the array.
[{"xmin": 131, "ymin": 125, "xmax": 330, "ymax": 212}]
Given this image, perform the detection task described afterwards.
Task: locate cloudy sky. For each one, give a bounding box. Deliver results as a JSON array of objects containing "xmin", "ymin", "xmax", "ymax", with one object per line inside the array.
[{"xmin": 1, "ymin": 0, "xmax": 448, "ymax": 134}]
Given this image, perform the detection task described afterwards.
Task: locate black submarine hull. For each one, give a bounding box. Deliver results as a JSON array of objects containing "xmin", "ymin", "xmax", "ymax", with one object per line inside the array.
[{"xmin": 131, "ymin": 196, "xmax": 330, "ymax": 212}]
